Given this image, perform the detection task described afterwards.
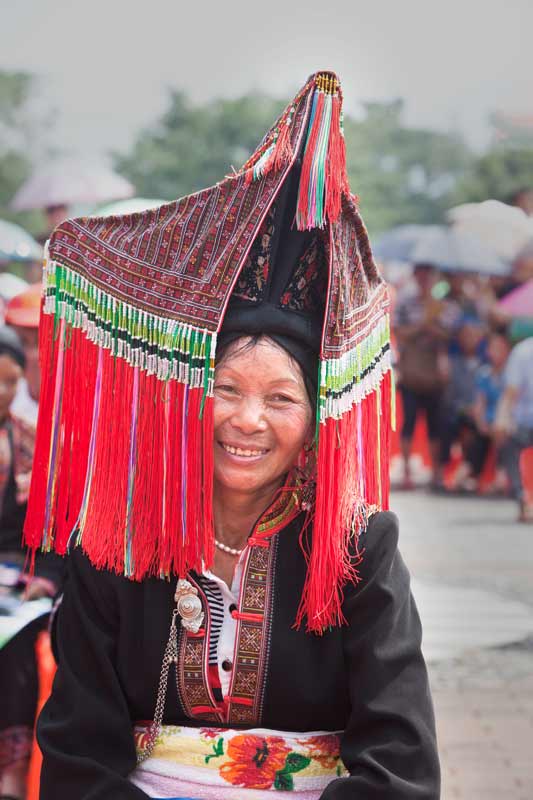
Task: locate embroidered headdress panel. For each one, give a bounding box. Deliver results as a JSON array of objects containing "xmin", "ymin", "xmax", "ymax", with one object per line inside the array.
[{"xmin": 24, "ymin": 71, "xmax": 392, "ymax": 632}]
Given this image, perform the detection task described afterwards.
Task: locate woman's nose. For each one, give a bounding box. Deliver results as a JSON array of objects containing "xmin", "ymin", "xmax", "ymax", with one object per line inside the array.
[{"xmin": 231, "ymin": 397, "xmax": 267, "ymax": 433}]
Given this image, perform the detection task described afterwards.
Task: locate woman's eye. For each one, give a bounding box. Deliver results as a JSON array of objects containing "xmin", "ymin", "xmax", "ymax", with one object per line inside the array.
[
  {"xmin": 215, "ymin": 384, "xmax": 236, "ymax": 393},
  {"xmin": 270, "ymin": 394, "xmax": 293, "ymax": 403}
]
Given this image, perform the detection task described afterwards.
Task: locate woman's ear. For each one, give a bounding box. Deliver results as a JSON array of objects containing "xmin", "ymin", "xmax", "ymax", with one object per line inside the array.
[{"xmin": 303, "ymin": 424, "xmax": 316, "ymax": 453}]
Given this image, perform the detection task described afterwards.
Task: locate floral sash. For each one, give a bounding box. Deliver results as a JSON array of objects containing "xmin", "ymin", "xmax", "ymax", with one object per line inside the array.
[{"xmin": 129, "ymin": 724, "xmax": 346, "ymax": 799}]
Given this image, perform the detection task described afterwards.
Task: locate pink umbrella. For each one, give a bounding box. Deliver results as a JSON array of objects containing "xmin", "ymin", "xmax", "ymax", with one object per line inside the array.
[{"xmin": 498, "ymin": 279, "xmax": 533, "ymax": 318}]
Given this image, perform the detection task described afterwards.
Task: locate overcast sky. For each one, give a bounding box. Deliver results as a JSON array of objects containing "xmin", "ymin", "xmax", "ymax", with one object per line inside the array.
[{"xmin": 2, "ymin": 0, "xmax": 532, "ymax": 162}]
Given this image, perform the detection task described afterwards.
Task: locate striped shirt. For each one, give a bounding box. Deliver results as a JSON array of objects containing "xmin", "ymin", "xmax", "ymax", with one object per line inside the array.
[{"xmin": 196, "ymin": 574, "xmax": 225, "ymax": 665}]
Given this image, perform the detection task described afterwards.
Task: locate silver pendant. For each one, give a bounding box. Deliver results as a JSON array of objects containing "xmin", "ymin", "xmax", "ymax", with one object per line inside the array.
[{"xmin": 174, "ymin": 579, "xmax": 204, "ymax": 634}]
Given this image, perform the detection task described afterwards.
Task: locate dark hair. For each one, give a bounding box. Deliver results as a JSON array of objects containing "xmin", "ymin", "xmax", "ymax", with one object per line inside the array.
[
  {"xmin": 215, "ymin": 334, "xmax": 317, "ymax": 417},
  {"xmin": 0, "ymin": 326, "xmax": 26, "ymax": 369}
]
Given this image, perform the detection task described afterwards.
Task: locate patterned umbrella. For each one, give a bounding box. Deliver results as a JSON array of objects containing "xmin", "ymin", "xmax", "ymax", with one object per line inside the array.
[
  {"xmin": 11, "ymin": 158, "xmax": 134, "ymax": 211},
  {"xmin": 0, "ymin": 219, "xmax": 42, "ymax": 262}
]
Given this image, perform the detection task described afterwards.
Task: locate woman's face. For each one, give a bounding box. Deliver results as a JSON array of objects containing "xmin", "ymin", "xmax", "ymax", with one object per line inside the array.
[
  {"xmin": 13, "ymin": 325, "xmax": 40, "ymax": 401},
  {"xmin": 213, "ymin": 337, "xmax": 313, "ymax": 499},
  {"xmin": 0, "ymin": 354, "xmax": 22, "ymax": 422}
]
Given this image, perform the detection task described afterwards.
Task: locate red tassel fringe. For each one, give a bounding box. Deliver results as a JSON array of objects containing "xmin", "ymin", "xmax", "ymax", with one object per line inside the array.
[
  {"xmin": 296, "ymin": 372, "xmax": 392, "ymax": 633},
  {"xmin": 272, "ymin": 121, "xmax": 293, "ymax": 172},
  {"xmin": 80, "ymin": 349, "xmax": 129, "ymax": 572},
  {"xmin": 25, "ymin": 315, "xmax": 216, "ymax": 581},
  {"xmin": 162, "ymin": 380, "xmax": 185, "ymax": 574}
]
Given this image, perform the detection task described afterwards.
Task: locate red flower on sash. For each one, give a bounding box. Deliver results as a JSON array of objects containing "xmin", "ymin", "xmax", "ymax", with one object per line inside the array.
[
  {"xmin": 220, "ymin": 734, "xmax": 290, "ymax": 789},
  {"xmin": 297, "ymin": 734, "xmax": 341, "ymax": 769}
]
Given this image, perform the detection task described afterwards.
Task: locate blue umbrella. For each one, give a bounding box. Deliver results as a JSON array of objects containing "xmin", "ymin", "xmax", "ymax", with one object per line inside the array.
[
  {"xmin": 372, "ymin": 224, "xmax": 444, "ymax": 263},
  {"xmin": 0, "ymin": 219, "xmax": 42, "ymax": 262},
  {"xmin": 411, "ymin": 227, "xmax": 509, "ymax": 276}
]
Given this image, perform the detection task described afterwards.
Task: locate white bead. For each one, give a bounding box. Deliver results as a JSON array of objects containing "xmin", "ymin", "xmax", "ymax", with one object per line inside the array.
[{"xmin": 215, "ymin": 538, "xmax": 244, "ymax": 556}]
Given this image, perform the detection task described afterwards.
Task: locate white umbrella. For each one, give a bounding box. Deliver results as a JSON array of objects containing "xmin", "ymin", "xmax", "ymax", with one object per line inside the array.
[
  {"xmin": 372, "ymin": 224, "xmax": 444, "ymax": 263},
  {"xmin": 411, "ymin": 227, "xmax": 509, "ymax": 276},
  {"xmin": 0, "ymin": 219, "xmax": 42, "ymax": 262},
  {"xmin": 0, "ymin": 272, "xmax": 29, "ymax": 301},
  {"xmin": 94, "ymin": 197, "xmax": 167, "ymax": 217},
  {"xmin": 11, "ymin": 158, "xmax": 134, "ymax": 211},
  {"xmin": 447, "ymin": 200, "xmax": 533, "ymax": 262}
]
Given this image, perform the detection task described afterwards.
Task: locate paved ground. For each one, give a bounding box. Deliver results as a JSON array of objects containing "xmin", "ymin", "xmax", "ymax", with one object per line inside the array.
[{"xmin": 392, "ymin": 490, "xmax": 533, "ymax": 800}]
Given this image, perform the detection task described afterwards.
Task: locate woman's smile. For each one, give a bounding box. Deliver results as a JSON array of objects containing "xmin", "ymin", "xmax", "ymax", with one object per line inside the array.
[{"xmin": 218, "ymin": 441, "xmax": 270, "ymax": 460}]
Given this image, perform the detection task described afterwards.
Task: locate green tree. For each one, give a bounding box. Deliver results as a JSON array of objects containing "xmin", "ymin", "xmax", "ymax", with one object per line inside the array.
[
  {"xmin": 453, "ymin": 108, "xmax": 533, "ymax": 205},
  {"xmin": 454, "ymin": 147, "xmax": 533, "ymax": 205},
  {"xmin": 344, "ymin": 100, "xmax": 472, "ymax": 234},
  {"xmin": 116, "ymin": 92, "xmax": 472, "ymax": 236},
  {"xmin": 115, "ymin": 91, "xmax": 286, "ymax": 201},
  {"xmin": 0, "ymin": 70, "xmax": 42, "ymax": 234}
]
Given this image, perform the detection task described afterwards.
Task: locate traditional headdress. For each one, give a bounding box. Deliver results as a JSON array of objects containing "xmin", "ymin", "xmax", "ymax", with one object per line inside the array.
[{"xmin": 24, "ymin": 71, "xmax": 393, "ymax": 632}]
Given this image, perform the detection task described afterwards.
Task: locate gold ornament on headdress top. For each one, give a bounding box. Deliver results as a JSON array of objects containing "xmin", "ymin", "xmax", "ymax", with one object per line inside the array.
[{"xmin": 316, "ymin": 72, "xmax": 338, "ymax": 94}]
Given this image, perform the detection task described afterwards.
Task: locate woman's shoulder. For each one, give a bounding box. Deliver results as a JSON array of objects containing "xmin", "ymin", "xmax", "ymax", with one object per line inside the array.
[
  {"xmin": 352, "ymin": 510, "xmax": 400, "ymax": 582},
  {"xmin": 66, "ymin": 545, "xmax": 147, "ymax": 606},
  {"xmin": 364, "ymin": 510, "xmax": 399, "ymax": 543}
]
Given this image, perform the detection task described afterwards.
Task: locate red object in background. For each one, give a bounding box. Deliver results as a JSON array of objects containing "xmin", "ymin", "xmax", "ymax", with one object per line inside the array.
[
  {"xmin": 521, "ymin": 448, "xmax": 533, "ymax": 503},
  {"xmin": 26, "ymin": 631, "xmax": 56, "ymax": 800},
  {"xmin": 4, "ymin": 282, "xmax": 42, "ymax": 329},
  {"xmin": 390, "ymin": 389, "xmax": 533, "ymax": 498},
  {"xmin": 390, "ymin": 389, "xmax": 432, "ymax": 467}
]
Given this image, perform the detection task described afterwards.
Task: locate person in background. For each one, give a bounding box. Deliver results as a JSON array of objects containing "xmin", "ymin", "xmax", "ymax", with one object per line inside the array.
[
  {"xmin": 510, "ymin": 241, "xmax": 533, "ymax": 288},
  {"xmin": 442, "ymin": 273, "xmax": 480, "ymax": 329},
  {"xmin": 36, "ymin": 204, "xmax": 69, "ymax": 246},
  {"xmin": 438, "ymin": 317, "xmax": 486, "ymax": 490},
  {"xmin": 495, "ymin": 336, "xmax": 533, "ymax": 522},
  {"xmin": 0, "ymin": 326, "xmax": 62, "ymax": 800},
  {"xmin": 394, "ymin": 262, "xmax": 450, "ymax": 489},
  {"xmin": 5, "ymin": 283, "xmax": 42, "ymax": 427},
  {"xmin": 508, "ymin": 187, "xmax": 533, "ymax": 217},
  {"xmin": 458, "ymin": 329, "xmax": 512, "ymax": 493},
  {"xmin": 0, "ymin": 327, "xmax": 33, "ymax": 558}
]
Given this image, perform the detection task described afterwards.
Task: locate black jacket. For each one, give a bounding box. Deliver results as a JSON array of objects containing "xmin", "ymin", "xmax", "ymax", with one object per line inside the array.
[{"xmin": 38, "ymin": 511, "xmax": 440, "ymax": 798}]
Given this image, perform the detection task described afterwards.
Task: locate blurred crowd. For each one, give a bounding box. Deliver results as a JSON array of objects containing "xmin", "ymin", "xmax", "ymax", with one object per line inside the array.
[
  {"xmin": 388, "ymin": 203, "xmax": 533, "ymax": 523},
  {"xmin": 0, "ymin": 281, "xmax": 64, "ymax": 800}
]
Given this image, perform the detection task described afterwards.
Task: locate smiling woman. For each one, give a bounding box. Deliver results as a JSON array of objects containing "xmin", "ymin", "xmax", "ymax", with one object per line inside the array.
[
  {"xmin": 213, "ymin": 339, "xmax": 312, "ymax": 493},
  {"xmin": 212, "ymin": 337, "xmax": 313, "ymax": 586},
  {"xmin": 31, "ymin": 72, "xmax": 440, "ymax": 800}
]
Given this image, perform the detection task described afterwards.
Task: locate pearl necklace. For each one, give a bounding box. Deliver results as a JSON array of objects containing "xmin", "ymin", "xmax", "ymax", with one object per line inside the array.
[{"xmin": 215, "ymin": 538, "xmax": 244, "ymax": 556}]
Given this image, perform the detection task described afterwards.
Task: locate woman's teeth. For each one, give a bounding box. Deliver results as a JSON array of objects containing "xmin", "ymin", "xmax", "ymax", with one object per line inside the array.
[{"xmin": 221, "ymin": 443, "xmax": 267, "ymax": 457}]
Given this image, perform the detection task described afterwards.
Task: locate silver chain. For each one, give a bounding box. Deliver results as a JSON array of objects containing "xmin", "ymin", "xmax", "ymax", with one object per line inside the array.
[{"xmin": 136, "ymin": 608, "xmax": 179, "ymax": 764}]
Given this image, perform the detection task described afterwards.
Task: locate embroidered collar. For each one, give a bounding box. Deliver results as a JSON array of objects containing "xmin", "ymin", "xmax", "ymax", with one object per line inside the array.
[{"xmin": 250, "ymin": 478, "xmax": 304, "ymax": 542}]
